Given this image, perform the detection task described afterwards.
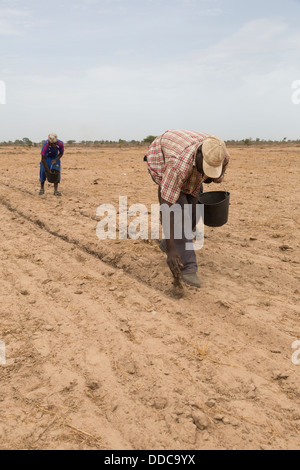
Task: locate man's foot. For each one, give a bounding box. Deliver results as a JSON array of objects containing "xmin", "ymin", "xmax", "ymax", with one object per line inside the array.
[
  {"xmin": 182, "ymin": 272, "xmax": 201, "ymax": 288},
  {"xmin": 39, "ymin": 189, "xmax": 45, "ymax": 195},
  {"xmin": 54, "ymin": 191, "xmax": 62, "ymax": 197}
]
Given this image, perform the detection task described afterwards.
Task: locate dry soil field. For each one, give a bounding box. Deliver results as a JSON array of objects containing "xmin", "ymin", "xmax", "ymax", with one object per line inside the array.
[{"xmin": 0, "ymin": 144, "xmax": 300, "ymax": 450}]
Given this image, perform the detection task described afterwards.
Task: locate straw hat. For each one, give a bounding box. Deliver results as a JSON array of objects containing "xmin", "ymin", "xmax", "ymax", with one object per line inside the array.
[
  {"xmin": 48, "ymin": 133, "xmax": 58, "ymax": 144},
  {"xmin": 202, "ymin": 136, "xmax": 227, "ymax": 179}
]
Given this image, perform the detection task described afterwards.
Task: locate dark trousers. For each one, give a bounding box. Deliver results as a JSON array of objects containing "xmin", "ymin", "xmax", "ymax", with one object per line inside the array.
[{"xmin": 159, "ymin": 188, "xmax": 203, "ymax": 274}]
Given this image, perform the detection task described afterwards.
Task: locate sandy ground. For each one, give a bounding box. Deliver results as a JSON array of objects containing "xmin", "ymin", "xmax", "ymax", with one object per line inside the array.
[{"xmin": 0, "ymin": 144, "xmax": 300, "ymax": 450}]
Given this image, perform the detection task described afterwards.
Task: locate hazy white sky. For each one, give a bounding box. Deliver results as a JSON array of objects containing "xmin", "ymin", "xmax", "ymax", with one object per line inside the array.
[{"xmin": 1, "ymin": 0, "xmax": 300, "ymax": 142}]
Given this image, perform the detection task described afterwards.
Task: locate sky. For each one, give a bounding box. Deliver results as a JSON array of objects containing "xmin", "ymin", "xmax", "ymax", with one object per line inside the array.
[{"xmin": 0, "ymin": 0, "xmax": 300, "ymax": 142}]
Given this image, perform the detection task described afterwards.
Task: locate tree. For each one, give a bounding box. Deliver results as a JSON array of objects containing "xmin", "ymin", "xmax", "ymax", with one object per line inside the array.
[
  {"xmin": 143, "ymin": 135, "xmax": 157, "ymax": 145},
  {"xmin": 22, "ymin": 137, "xmax": 33, "ymax": 147}
]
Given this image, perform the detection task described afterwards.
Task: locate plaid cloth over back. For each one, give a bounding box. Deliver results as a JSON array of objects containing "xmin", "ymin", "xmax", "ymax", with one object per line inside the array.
[{"xmin": 147, "ymin": 129, "xmax": 229, "ymax": 204}]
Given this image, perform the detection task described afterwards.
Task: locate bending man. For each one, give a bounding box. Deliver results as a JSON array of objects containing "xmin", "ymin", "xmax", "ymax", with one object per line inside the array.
[{"xmin": 146, "ymin": 129, "xmax": 230, "ymax": 288}]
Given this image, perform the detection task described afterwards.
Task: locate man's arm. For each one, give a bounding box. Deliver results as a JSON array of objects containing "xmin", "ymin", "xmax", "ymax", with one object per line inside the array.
[
  {"xmin": 52, "ymin": 142, "xmax": 64, "ymax": 164},
  {"xmin": 158, "ymin": 161, "xmax": 188, "ymax": 277},
  {"xmin": 41, "ymin": 155, "xmax": 50, "ymax": 175},
  {"xmin": 159, "ymin": 190, "xmax": 183, "ymax": 278},
  {"xmin": 53, "ymin": 152, "xmax": 64, "ymax": 164}
]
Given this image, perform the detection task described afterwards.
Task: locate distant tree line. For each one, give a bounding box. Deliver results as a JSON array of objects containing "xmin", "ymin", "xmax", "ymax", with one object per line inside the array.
[
  {"xmin": 0, "ymin": 136, "xmax": 299, "ymax": 147},
  {"xmin": 226, "ymin": 137, "xmax": 300, "ymax": 146},
  {"xmin": 0, "ymin": 136, "xmax": 157, "ymax": 147}
]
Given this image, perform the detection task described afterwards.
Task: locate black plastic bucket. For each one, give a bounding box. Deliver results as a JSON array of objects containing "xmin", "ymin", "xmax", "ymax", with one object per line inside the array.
[
  {"xmin": 46, "ymin": 169, "xmax": 60, "ymax": 184},
  {"xmin": 198, "ymin": 191, "xmax": 230, "ymax": 227}
]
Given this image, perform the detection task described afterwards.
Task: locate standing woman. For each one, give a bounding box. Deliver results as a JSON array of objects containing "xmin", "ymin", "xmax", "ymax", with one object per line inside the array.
[{"xmin": 39, "ymin": 133, "xmax": 64, "ymax": 196}]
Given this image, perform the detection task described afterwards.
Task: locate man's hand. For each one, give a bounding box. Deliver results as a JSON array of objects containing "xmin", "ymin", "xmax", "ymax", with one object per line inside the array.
[
  {"xmin": 52, "ymin": 153, "xmax": 63, "ymax": 165},
  {"xmin": 167, "ymin": 249, "xmax": 183, "ymax": 278},
  {"xmin": 212, "ymin": 174, "xmax": 224, "ymax": 184}
]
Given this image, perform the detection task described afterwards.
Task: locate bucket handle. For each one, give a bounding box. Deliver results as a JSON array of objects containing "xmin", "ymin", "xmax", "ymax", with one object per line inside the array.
[{"xmin": 204, "ymin": 182, "xmax": 228, "ymax": 193}]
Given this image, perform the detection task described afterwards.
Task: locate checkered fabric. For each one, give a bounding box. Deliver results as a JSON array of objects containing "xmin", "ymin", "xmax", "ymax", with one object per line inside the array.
[{"xmin": 147, "ymin": 130, "xmax": 230, "ymax": 204}]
